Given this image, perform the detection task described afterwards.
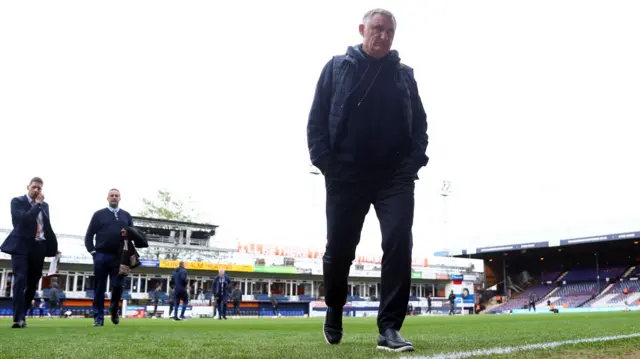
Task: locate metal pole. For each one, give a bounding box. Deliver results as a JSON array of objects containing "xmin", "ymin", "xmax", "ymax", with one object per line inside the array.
[
  {"xmin": 503, "ymin": 258, "xmax": 508, "ymax": 298},
  {"xmin": 595, "ymin": 252, "xmax": 600, "ymax": 293},
  {"xmin": 441, "ymin": 180, "xmax": 452, "ymax": 255}
]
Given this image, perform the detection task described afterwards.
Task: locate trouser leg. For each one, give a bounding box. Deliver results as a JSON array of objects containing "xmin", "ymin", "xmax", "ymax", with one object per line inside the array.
[
  {"xmin": 10, "ymin": 255, "xmax": 28, "ymax": 323},
  {"xmin": 24, "ymin": 243, "xmax": 45, "ymax": 320},
  {"xmin": 92, "ymin": 253, "xmax": 109, "ymax": 320},
  {"xmin": 373, "ymin": 175, "xmax": 415, "ymax": 333},
  {"xmin": 323, "ymin": 178, "xmax": 371, "ymax": 310}
]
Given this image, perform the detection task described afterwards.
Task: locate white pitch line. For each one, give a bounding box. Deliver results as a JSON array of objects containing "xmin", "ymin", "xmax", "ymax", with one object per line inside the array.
[{"xmin": 400, "ymin": 333, "xmax": 640, "ymax": 359}]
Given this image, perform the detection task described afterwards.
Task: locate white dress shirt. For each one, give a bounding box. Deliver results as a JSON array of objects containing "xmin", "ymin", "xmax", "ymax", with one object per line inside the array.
[{"xmin": 27, "ymin": 195, "xmax": 45, "ymax": 241}]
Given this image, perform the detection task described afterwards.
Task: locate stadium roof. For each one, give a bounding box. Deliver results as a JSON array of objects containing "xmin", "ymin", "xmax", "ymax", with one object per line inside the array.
[
  {"xmin": 453, "ymin": 230, "xmax": 640, "ymax": 257},
  {"xmin": 131, "ymin": 216, "xmax": 218, "ymax": 231}
]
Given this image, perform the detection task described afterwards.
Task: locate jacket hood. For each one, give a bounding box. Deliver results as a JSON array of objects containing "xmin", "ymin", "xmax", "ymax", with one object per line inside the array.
[{"xmin": 346, "ymin": 44, "xmax": 400, "ymax": 64}]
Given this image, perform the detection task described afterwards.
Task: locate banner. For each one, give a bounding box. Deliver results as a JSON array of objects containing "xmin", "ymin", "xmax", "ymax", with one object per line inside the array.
[
  {"xmin": 559, "ymin": 231, "xmax": 640, "ymax": 246},
  {"xmin": 140, "ymin": 259, "xmax": 159, "ymax": 267},
  {"xmin": 253, "ymin": 265, "xmax": 297, "ymax": 274},
  {"xmin": 476, "ymin": 241, "xmax": 549, "ymax": 253},
  {"xmin": 158, "ymin": 260, "xmax": 254, "ymax": 273}
]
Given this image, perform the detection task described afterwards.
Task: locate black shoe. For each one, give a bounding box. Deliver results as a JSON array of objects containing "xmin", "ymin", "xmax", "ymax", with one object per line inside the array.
[
  {"xmin": 323, "ymin": 308, "xmax": 343, "ymax": 345},
  {"xmin": 11, "ymin": 321, "xmax": 26, "ymax": 328},
  {"xmin": 110, "ymin": 306, "xmax": 120, "ymax": 325},
  {"xmin": 223, "ymin": 316, "xmax": 227, "ymax": 320},
  {"xmin": 376, "ymin": 329, "xmax": 414, "ymax": 352},
  {"xmin": 93, "ymin": 319, "xmax": 104, "ymax": 327},
  {"xmin": 173, "ymin": 317, "xmax": 182, "ymax": 321}
]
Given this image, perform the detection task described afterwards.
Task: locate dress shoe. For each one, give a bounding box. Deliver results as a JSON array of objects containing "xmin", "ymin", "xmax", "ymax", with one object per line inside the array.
[
  {"xmin": 110, "ymin": 306, "xmax": 120, "ymax": 325},
  {"xmin": 376, "ymin": 329, "xmax": 414, "ymax": 352},
  {"xmin": 93, "ymin": 319, "xmax": 104, "ymax": 327},
  {"xmin": 323, "ymin": 308, "xmax": 343, "ymax": 345}
]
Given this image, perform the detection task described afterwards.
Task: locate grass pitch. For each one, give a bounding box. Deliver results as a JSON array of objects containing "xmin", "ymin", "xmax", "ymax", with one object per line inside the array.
[{"xmin": 1, "ymin": 312, "xmax": 640, "ymax": 358}]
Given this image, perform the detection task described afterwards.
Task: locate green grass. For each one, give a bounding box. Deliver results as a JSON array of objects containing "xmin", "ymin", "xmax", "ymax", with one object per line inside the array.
[{"xmin": 1, "ymin": 312, "xmax": 640, "ymax": 358}]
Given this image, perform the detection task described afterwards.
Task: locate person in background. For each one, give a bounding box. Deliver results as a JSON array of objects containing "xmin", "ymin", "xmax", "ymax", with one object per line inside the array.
[
  {"xmin": 48, "ymin": 282, "xmax": 61, "ymax": 318},
  {"xmin": 171, "ymin": 261, "xmax": 188, "ymax": 321},
  {"xmin": 212, "ymin": 268, "xmax": 231, "ymax": 320},
  {"xmin": 28, "ymin": 300, "xmax": 36, "ymax": 318},
  {"xmin": 168, "ymin": 283, "xmax": 175, "ymax": 318},
  {"xmin": 271, "ymin": 294, "xmax": 279, "ymax": 317},
  {"xmin": 425, "ymin": 293, "xmax": 432, "ymax": 315},
  {"xmin": 151, "ymin": 284, "xmax": 162, "ymax": 318},
  {"xmin": 231, "ymin": 284, "xmax": 243, "ymax": 316},
  {"xmin": 448, "ymin": 291, "xmax": 456, "ymax": 315},
  {"xmin": 39, "ymin": 300, "xmax": 46, "ymax": 317},
  {"xmin": 196, "ymin": 288, "xmax": 205, "ymax": 301},
  {"xmin": 528, "ymin": 292, "xmax": 537, "ymax": 312}
]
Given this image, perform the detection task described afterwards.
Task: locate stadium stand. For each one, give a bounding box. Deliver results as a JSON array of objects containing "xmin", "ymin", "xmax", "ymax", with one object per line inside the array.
[
  {"xmin": 457, "ymin": 229, "xmax": 640, "ymax": 314},
  {"xmin": 487, "ymin": 284, "xmax": 553, "ymax": 313}
]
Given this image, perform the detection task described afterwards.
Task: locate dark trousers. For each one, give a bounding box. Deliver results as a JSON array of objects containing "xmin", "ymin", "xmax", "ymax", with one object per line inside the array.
[
  {"xmin": 49, "ymin": 301, "xmax": 59, "ymax": 316},
  {"xmin": 233, "ymin": 300, "xmax": 240, "ymax": 315},
  {"xmin": 92, "ymin": 252, "xmax": 123, "ymax": 321},
  {"xmin": 323, "ymin": 166, "xmax": 415, "ymax": 333},
  {"xmin": 11, "ymin": 241, "xmax": 46, "ymax": 323},
  {"xmin": 215, "ymin": 296, "xmax": 227, "ymax": 318},
  {"xmin": 174, "ymin": 290, "xmax": 188, "ymax": 319},
  {"xmin": 529, "ymin": 301, "xmax": 536, "ymax": 312},
  {"xmin": 168, "ymin": 301, "xmax": 174, "ymax": 316}
]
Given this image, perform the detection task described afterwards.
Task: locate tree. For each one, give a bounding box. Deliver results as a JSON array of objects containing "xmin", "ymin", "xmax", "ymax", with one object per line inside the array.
[
  {"xmin": 138, "ymin": 190, "xmax": 196, "ymax": 222},
  {"xmin": 137, "ymin": 189, "xmax": 202, "ymax": 261}
]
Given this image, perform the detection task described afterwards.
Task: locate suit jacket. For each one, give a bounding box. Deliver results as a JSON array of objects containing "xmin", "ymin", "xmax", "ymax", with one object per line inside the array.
[
  {"xmin": 0, "ymin": 195, "xmax": 58, "ymax": 257},
  {"xmin": 117, "ymin": 237, "xmax": 140, "ymax": 277},
  {"xmin": 126, "ymin": 226, "xmax": 149, "ymax": 248},
  {"xmin": 212, "ymin": 274, "xmax": 231, "ymax": 298}
]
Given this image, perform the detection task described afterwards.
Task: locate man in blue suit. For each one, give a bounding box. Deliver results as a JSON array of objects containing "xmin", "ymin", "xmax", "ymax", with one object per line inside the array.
[
  {"xmin": 171, "ymin": 261, "xmax": 188, "ymax": 320},
  {"xmin": 213, "ymin": 268, "xmax": 231, "ymax": 320},
  {"xmin": 0, "ymin": 177, "xmax": 58, "ymax": 328}
]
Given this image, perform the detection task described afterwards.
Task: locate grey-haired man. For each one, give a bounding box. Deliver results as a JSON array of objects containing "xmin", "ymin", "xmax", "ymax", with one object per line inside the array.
[{"xmin": 307, "ymin": 8, "xmax": 428, "ymax": 352}]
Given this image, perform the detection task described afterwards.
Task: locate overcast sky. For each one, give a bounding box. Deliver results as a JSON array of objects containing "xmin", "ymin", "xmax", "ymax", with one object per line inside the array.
[{"xmin": 1, "ymin": 0, "xmax": 639, "ymax": 257}]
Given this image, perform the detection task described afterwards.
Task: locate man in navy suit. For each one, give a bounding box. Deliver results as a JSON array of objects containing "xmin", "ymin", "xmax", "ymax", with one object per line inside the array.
[
  {"xmin": 212, "ymin": 268, "xmax": 231, "ymax": 320},
  {"xmin": 85, "ymin": 188, "xmax": 133, "ymax": 326},
  {"xmin": 0, "ymin": 177, "xmax": 58, "ymax": 328}
]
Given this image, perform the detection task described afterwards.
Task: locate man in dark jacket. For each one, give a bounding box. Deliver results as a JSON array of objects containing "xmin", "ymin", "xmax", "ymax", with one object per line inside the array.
[
  {"xmin": 0, "ymin": 177, "xmax": 59, "ymax": 328},
  {"xmin": 307, "ymin": 8, "xmax": 427, "ymax": 353},
  {"xmin": 172, "ymin": 262, "xmax": 188, "ymax": 320},
  {"xmin": 85, "ymin": 188, "xmax": 133, "ymax": 327},
  {"xmin": 448, "ymin": 291, "xmax": 456, "ymax": 315},
  {"xmin": 270, "ymin": 294, "xmax": 279, "ymax": 317},
  {"xmin": 231, "ymin": 284, "xmax": 243, "ymax": 315},
  {"xmin": 212, "ymin": 268, "xmax": 231, "ymax": 320},
  {"xmin": 151, "ymin": 284, "xmax": 162, "ymax": 318},
  {"xmin": 48, "ymin": 282, "xmax": 61, "ymax": 317}
]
